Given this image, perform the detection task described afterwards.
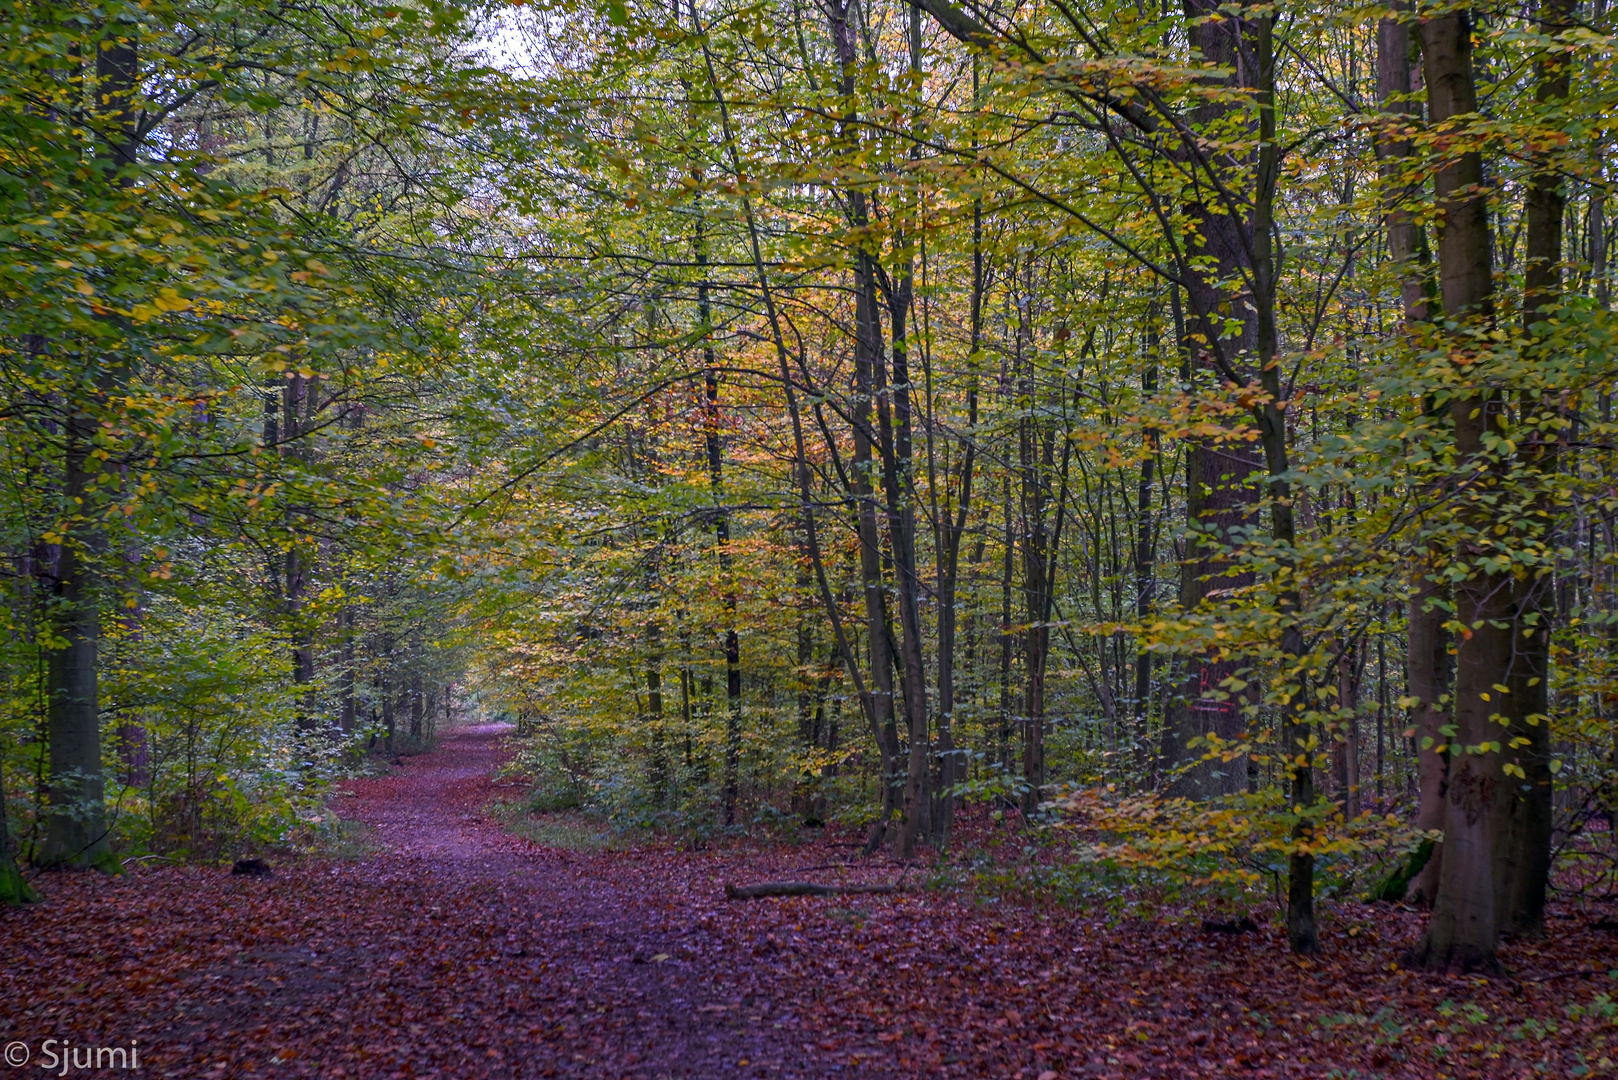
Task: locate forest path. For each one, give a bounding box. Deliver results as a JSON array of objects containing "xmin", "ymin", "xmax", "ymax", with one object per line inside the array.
[
  {"xmin": 7, "ymin": 727, "xmax": 1615, "ymax": 1080},
  {"xmin": 309, "ymin": 721, "xmax": 843, "ymax": 1079},
  {"xmin": 3, "ymin": 726, "xmax": 886, "ymax": 1080}
]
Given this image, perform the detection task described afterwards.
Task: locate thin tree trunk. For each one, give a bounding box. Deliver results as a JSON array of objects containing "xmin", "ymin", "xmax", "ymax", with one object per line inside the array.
[
  {"xmin": 691, "ymin": 2, "xmax": 885, "ymax": 846},
  {"xmin": 1246, "ymin": 10, "xmax": 1318, "ymax": 952},
  {"xmin": 380, "ymin": 676, "xmax": 395, "ymax": 757},
  {"xmin": 698, "ymin": 204, "xmax": 743, "ymax": 828},
  {"xmin": 827, "ymin": 0, "xmax": 897, "ymax": 850},
  {"xmin": 648, "ymin": 620, "xmax": 668, "ymax": 806},
  {"xmin": 1336, "ymin": 637, "xmax": 1360, "ymax": 818},
  {"xmin": 409, "ymin": 673, "xmax": 423, "ymax": 741},
  {"xmin": 1135, "ymin": 319, "xmax": 1159, "ymax": 755},
  {"xmin": 933, "ymin": 131, "xmax": 984, "ymax": 845},
  {"xmin": 999, "ymin": 478, "xmax": 1015, "ymax": 778},
  {"xmin": 339, "ymin": 606, "xmax": 357, "ymax": 733},
  {"xmin": 893, "ymin": 0, "xmax": 932, "ymax": 861},
  {"xmin": 284, "ymin": 372, "xmax": 315, "ymax": 730}
]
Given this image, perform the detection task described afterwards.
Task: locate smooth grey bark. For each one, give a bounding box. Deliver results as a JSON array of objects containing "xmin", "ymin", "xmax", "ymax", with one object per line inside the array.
[
  {"xmin": 1409, "ymin": 8, "xmax": 1512, "ymax": 973},
  {"xmin": 1406, "ymin": 568, "xmax": 1453, "ymax": 904},
  {"xmin": 1375, "ymin": 9, "xmax": 1451, "ymax": 906},
  {"xmin": 1498, "ymin": 0, "xmax": 1573, "ymax": 940},
  {"xmin": 40, "ymin": 421, "xmax": 114, "ymax": 871},
  {"xmin": 39, "ymin": 25, "xmax": 138, "ymax": 873},
  {"xmin": 1160, "ymin": 1, "xmax": 1264, "ymax": 801}
]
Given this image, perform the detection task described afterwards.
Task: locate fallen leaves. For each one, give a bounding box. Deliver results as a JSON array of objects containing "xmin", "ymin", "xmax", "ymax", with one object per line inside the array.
[{"xmin": 2, "ymin": 727, "xmax": 1616, "ymax": 1078}]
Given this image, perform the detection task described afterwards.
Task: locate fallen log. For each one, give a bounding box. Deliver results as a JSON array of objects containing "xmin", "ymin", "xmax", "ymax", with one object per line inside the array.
[{"xmin": 724, "ymin": 881, "xmax": 903, "ymax": 900}]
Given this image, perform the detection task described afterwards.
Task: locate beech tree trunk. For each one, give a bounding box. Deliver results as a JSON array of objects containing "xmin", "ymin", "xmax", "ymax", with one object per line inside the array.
[
  {"xmin": 41, "ymin": 437, "xmax": 112, "ymax": 869},
  {"xmin": 339, "ymin": 606, "xmax": 357, "ymax": 733},
  {"xmin": 1375, "ymin": 10, "xmax": 1452, "ymax": 905},
  {"xmin": 1406, "ymin": 569, "xmax": 1453, "ymax": 904},
  {"xmin": 1160, "ymin": 1, "xmax": 1263, "ymax": 800},
  {"xmin": 39, "ymin": 26, "xmax": 138, "ymax": 873},
  {"xmin": 1335, "ymin": 637, "xmax": 1361, "ymax": 818},
  {"xmin": 1496, "ymin": 0, "xmax": 1572, "ymax": 939},
  {"xmin": 1411, "ymin": 8, "xmax": 1511, "ymax": 972}
]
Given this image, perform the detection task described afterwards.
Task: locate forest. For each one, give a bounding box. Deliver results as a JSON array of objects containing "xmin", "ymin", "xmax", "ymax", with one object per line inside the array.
[{"xmin": 3, "ymin": 0, "xmax": 1618, "ymax": 1075}]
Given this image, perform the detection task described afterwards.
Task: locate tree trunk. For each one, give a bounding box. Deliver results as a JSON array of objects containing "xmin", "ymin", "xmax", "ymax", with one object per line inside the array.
[
  {"xmin": 648, "ymin": 620, "xmax": 668, "ymax": 806},
  {"xmin": 409, "ymin": 674, "xmax": 423, "ymax": 741},
  {"xmin": 1252, "ymin": 10, "xmax": 1317, "ymax": 953},
  {"xmin": 695, "ymin": 5, "xmax": 886, "ymax": 848},
  {"xmin": 1375, "ymin": 8, "xmax": 1431, "ymax": 323},
  {"xmin": 889, "ymin": 258, "xmax": 932, "ymax": 859},
  {"xmin": 697, "ymin": 205, "xmax": 743, "ymax": 828},
  {"xmin": 0, "ymin": 761, "xmax": 38, "ymax": 903},
  {"xmin": 933, "ymin": 154, "xmax": 985, "ymax": 845},
  {"xmin": 1376, "ymin": 8, "xmax": 1452, "ymax": 906},
  {"xmin": 284, "ymin": 372, "xmax": 316, "ymax": 730},
  {"xmin": 1410, "ymin": 8, "xmax": 1510, "ymax": 973},
  {"xmin": 1335, "ymin": 637, "xmax": 1361, "ymax": 818},
  {"xmin": 339, "ymin": 605, "xmax": 357, "ymax": 733},
  {"xmin": 999, "ymin": 478, "xmax": 1016, "ymax": 777},
  {"xmin": 380, "ymin": 675, "xmax": 395, "ymax": 757},
  {"xmin": 1135, "ymin": 327, "xmax": 1159, "ymax": 762},
  {"xmin": 1497, "ymin": 0, "xmax": 1572, "ymax": 939},
  {"xmin": 1160, "ymin": 1, "xmax": 1263, "ymax": 801},
  {"xmin": 40, "ymin": 399, "xmax": 114, "ymax": 871},
  {"xmin": 826, "ymin": 0, "xmax": 897, "ymax": 850},
  {"xmin": 1406, "ymin": 568, "xmax": 1453, "ymax": 904},
  {"xmin": 38, "ymin": 14, "xmax": 139, "ymax": 875}
]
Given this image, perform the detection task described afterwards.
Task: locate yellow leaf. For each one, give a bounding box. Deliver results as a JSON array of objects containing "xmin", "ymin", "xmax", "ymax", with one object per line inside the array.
[{"xmin": 154, "ymin": 289, "xmax": 191, "ymax": 312}]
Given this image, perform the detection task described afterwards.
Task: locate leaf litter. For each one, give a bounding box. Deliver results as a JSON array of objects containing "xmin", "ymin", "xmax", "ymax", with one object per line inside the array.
[{"xmin": 2, "ymin": 726, "xmax": 1614, "ymax": 1078}]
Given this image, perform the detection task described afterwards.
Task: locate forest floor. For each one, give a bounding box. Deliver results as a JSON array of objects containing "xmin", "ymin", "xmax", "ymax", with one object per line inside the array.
[{"xmin": 3, "ymin": 726, "xmax": 1618, "ymax": 1079}]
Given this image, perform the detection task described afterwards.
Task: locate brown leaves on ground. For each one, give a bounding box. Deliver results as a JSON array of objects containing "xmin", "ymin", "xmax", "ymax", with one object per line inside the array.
[{"xmin": 2, "ymin": 727, "xmax": 1614, "ymax": 1079}]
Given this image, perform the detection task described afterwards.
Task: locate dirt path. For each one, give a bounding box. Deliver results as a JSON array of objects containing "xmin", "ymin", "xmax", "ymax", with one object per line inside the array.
[
  {"xmin": 330, "ymin": 723, "xmax": 828, "ymax": 1078},
  {"xmin": 6, "ymin": 726, "xmax": 1618, "ymax": 1080},
  {"xmin": 0, "ymin": 727, "xmax": 901, "ymax": 1079}
]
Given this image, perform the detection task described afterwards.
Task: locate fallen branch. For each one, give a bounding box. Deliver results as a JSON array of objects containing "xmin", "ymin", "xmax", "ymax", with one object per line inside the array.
[{"xmin": 724, "ymin": 880, "xmax": 905, "ymax": 900}]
